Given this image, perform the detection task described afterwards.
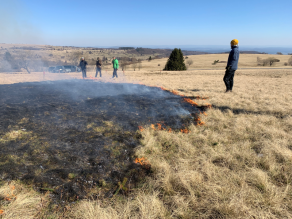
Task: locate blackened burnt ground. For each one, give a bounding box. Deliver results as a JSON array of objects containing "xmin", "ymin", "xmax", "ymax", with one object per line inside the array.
[{"xmin": 0, "ymin": 80, "xmax": 203, "ymax": 201}]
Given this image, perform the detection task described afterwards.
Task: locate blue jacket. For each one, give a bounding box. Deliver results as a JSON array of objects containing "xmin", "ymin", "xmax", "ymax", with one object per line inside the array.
[{"xmin": 227, "ymin": 46, "xmax": 239, "ymax": 70}]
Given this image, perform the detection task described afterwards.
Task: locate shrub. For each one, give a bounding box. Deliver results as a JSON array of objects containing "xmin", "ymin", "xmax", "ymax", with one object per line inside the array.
[
  {"xmin": 288, "ymin": 56, "xmax": 292, "ymax": 66},
  {"xmin": 277, "ymin": 52, "xmax": 283, "ymax": 55},
  {"xmin": 257, "ymin": 57, "xmax": 280, "ymax": 66},
  {"xmin": 164, "ymin": 48, "xmax": 187, "ymax": 71},
  {"xmin": 212, "ymin": 60, "xmax": 219, "ymax": 65}
]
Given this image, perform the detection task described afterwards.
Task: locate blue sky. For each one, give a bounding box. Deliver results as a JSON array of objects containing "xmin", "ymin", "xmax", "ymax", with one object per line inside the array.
[{"xmin": 1, "ymin": 0, "xmax": 292, "ymax": 47}]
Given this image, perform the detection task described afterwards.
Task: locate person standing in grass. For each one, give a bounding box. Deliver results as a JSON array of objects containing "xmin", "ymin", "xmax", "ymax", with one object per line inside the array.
[
  {"xmin": 95, "ymin": 57, "xmax": 102, "ymax": 77},
  {"xmin": 112, "ymin": 57, "xmax": 119, "ymax": 78},
  {"xmin": 78, "ymin": 57, "xmax": 88, "ymax": 79},
  {"xmin": 224, "ymin": 39, "xmax": 239, "ymax": 92}
]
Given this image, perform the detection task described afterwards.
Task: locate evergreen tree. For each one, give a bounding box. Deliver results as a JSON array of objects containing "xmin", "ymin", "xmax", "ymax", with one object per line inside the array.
[{"xmin": 164, "ymin": 48, "xmax": 186, "ymax": 71}]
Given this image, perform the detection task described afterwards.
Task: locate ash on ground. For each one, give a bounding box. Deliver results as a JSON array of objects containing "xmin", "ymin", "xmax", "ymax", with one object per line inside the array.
[{"xmin": 0, "ymin": 80, "xmax": 202, "ymax": 201}]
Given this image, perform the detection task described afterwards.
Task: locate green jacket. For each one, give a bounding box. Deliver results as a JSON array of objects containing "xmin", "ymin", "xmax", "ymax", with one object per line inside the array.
[{"xmin": 112, "ymin": 59, "xmax": 119, "ymax": 69}]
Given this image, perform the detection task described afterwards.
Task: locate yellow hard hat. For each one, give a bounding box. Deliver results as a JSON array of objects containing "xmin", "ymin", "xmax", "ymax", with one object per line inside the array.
[{"xmin": 231, "ymin": 39, "xmax": 239, "ymax": 46}]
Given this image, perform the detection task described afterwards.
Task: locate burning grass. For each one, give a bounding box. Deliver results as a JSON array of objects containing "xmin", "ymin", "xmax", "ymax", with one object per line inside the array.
[
  {"xmin": 0, "ymin": 80, "xmax": 204, "ymax": 205},
  {"xmin": 1, "ymin": 69, "xmax": 291, "ymax": 218},
  {"xmin": 0, "ymin": 181, "xmax": 47, "ymax": 219}
]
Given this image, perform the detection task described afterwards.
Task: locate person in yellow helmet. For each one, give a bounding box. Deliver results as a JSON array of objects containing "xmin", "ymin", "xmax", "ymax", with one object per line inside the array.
[{"xmin": 223, "ymin": 39, "xmax": 239, "ymax": 92}]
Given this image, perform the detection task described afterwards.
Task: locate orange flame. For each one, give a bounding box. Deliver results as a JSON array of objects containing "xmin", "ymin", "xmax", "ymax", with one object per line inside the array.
[
  {"xmin": 0, "ymin": 210, "xmax": 4, "ymax": 215},
  {"xmin": 195, "ymin": 117, "xmax": 205, "ymax": 126},
  {"xmin": 135, "ymin": 157, "xmax": 150, "ymax": 166},
  {"xmin": 157, "ymin": 123, "xmax": 162, "ymax": 130},
  {"xmin": 184, "ymin": 98, "xmax": 198, "ymax": 106},
  {"xmin": 3, "ymin": 184, "xmax": 17, "ymax": 202},
  {"xmin": 171, "ymin": 90, "xmax": 179, "ymax": 95},
  {"xmin": 199, "ymin": 121, "xmax": 205, "ymax": 125},
  {"xmin": 138, "ymin": 126, "xmax": 144, "ymax": 132},
  {"xmin": 194, "ymin": 96, "xmax": 209, "ymax": 100},
  {"xmin": 151, "ymin": 123, "xmax": 169, "ymax": 131},
  {"xmin": 180, "ymin": 129, "xmax": 190, "ymax": 134},
  {"xmin": 4, "ymin": 196, "xmax": 11, "ymax": 201},
  {"xmin": 203, "ymin": 103, "xmax": 212, "ymax": 108},
  {"xmin": 160, "ymin": 87, "xmax": 167, "ymax": 91},
  {"xmin": 157, "ymin": 123, "xmax": 166, "ymax": 130},
  {"xmin": 170, "ymin": 90, "xmax": 185, "ymax": 97}
]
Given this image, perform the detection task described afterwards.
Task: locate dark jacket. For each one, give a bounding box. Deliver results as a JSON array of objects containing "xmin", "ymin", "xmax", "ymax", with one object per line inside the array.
[
  {"xmin": 79, "ymin": 60, "xmax": 88, "ymax": 70},
  {"xmin": 227, "ymin": 46, "xmax": 239, "ymax": 70},
  {"xmin": 96, "ymin": 60, "xmax": 102, "ymax": 68}
]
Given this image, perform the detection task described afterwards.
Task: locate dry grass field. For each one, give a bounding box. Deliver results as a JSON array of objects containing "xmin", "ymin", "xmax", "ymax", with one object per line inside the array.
[
  {"xmin": 136, "ymin": 54, "xmax": 292, "ymax": 70},
  {"xmin": 0, "ymin": 54, "xmax": 292, "ymax": 218},
  {"xmin": 1, "ymin": 43, "xmax": 292, "ymax": 72},
  {"xmin": 0, "ymin": 43, "xmax": 163, "ymax": 69}
]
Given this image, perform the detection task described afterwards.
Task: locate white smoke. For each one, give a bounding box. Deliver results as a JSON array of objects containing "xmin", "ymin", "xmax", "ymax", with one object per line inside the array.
[{"xmin": 0, "ymin": 0, "xmax": 43, "ymax": 44}]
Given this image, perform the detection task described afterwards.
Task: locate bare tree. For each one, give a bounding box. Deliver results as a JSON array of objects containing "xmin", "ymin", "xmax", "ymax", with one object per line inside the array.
[
  {"xmin": 18, "ymin": 51, "xmax": 34, "ymax": 73},
  {"xmin": 120, "ymin": 57, "xmax": 129, "ymax": 71},
  {"xmin": 131, "ymin": 58, "xmax": 138, "ymax": 71},
  {"xmin": 132, "ymin": 62, "xmax": 138, "ymax": 71},
  {"xmin": 121, "ymin": 63, "xmax": 128, "ymax": 71},
  {"xmin": 120, "ymin": 61, "xmax": 128, "ymax": 71},
  {"xmin": 187, "ymin": 59, "xmax": 194, "ymax": 67},
  {"xmin": 2, "ymin": 50, "xmax": 47, "ymax": 73},
  {"xmin": 257, "ymin": 57, "xmax": 262, "ymax": 65},
  {"xmin": 70, "ymin": 51, "xmax": 83, "ymax": 65},
  {"xmin": 257, "ymin": 57, "xmax": 280, "ymax": 66}
]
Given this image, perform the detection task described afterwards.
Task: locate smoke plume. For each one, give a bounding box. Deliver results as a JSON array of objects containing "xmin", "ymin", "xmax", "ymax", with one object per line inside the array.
[{"xmin": 0, "ymin": 0, "xmax": 43, "ymax": 44}]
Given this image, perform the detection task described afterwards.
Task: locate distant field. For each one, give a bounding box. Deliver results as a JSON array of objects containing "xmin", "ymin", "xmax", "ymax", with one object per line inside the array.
[
  {"xmin": 133, "ymin": 54, "xmax": 292, "ymax": 70},
  {"xmin": 1, "ymin": 43, "xmax": 292, "ymax": 73}
]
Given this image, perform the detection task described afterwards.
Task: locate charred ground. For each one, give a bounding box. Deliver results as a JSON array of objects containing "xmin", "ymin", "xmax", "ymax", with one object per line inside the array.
[{"xmin": 0, "ymin": 80, "xmax": 203, "ymax": 202}]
